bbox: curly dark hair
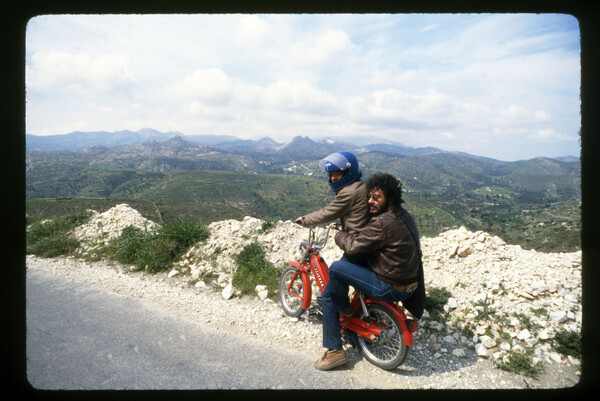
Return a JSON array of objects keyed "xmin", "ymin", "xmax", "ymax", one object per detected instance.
[{"xmin": 365, "ymin": 172, "xmax": 403, "ymax": 208}]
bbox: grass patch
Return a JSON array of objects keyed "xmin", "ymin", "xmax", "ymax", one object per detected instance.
[
  {"xmin": 232, "ymin": 241, "xmax": 279, "ymax": 296},
  {"xmin": 513, "ymin": 312, "xmax": 542, "ymax": 334},
  {"xmin": 158, "ymin": 219, "xmax": 211, "ymax": 254},
  {"xmin": 26, "ymin": 209, "xmax": 210, "ymax": 274},
  {"xmin": 424, "ymin": 287, "xmax": 452, "ymax": 319},
  {"xmin": 553, "ymin": 330, "xmax": 581, "ymax": 359},
  {"xmin": 107, "ymin": 220, "xmax": 210, "ymax": 273},
  {"xmin": 259, "ymin": 217, "xmax": 277, "ymax": 233},
  {"xmin": 496, "ymin": 350, "xmax": 544, "ymax": 379},
  {"xmin": 472, "ymin": 300, "xmax": 497, "ymax": 323},
  {"xmin": 26, "ymin": 211, "xmax": 91, "ymax": 257}
]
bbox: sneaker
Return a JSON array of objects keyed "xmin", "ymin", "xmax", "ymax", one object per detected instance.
[{"xmin": 314, "ymin": 349, "xmax": 348, "ymax": 370}]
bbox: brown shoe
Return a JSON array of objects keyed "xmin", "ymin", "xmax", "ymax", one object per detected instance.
[{"xmin": 314, "ymin": 349, "xmax": 348, "ymax": 370}]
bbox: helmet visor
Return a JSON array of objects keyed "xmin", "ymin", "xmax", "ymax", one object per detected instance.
[{"xmin": 319, "ymin": 152, "xmax": 351, "ymax": 173}]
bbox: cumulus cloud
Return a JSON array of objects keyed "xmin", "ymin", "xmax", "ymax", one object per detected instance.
[
  {"xmin": 25, "ymin": 14, "xmax": 580, "ymax": 160},
  {"xmin": 530, "ymin": 128, "xmax": 572, "ymax": 141},
  {"xmin": 263, "ymin": 80, "xmax": 339, "ymax": 114},
  {"xmin": 27, "ymin": 50, "xmax": 135, "ymax": 94},
  {"xmin": 361, "ymin": 69, "xmax": 419, "ymax": 88},
  {"xmin": 163, "ymin": 68, "xmax": 233, "ymax": 105},
  {"xmin": 346, "ymin": 88, "xmax": 458, "ymax": 129},
  {"xmin": 291, "ymin": 29, "xmax": 358, "ymax": 65},
  {"xmin": 236, "ymin": 15, "xmax": 272, "ymax": 45}
]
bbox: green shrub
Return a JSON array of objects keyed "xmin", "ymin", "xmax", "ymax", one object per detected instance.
[
  {"xmin": 136, "ymin": 237, "xmax": 178, "ymax": 273},
  {"xmin": 553, "ymin": 330, "xmax": 581, "ymax": 359},
  {"xmin": 109, "ymin": 226, "xmax": 154, "ymax": 265},
  {"xmin": 259, "ymin": 218, "xmax": 276, "ymax": 233},
  {"xmin": 232, "ymin": 242, "xmax": 279, "ymax": 296},
  {"xmin": 513, "ymin": 312, "xmax": 542, "ymax": 333},
  {"xmin": 108, "ymin": 220, "xmax": 210, "ymax": 273},
  {"xmin": 472, "ymin": 300, "xmax": 497, "ymax": 323},
  {"xmin": 496, "ymin": 351, "xmax": 543, "ymax": 378},
  {"xmin": 26, "ymin": 211, "xmax": 90, "ymax": 257},
  {"xmin": 26, "ymin": 210, "xmax": 209, "ymax": 273},
  {"xmin": 424, "ymin": 287, "xmax": 452, "ymax": 318},
  {"xmin": 158, "ymin": 219, "xmax": 210, "ymax": 253}
]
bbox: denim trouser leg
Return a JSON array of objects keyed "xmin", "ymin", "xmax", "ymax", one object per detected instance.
[{"xmin": 321, "ymin": 259, "xmax": 413, "ymax": 350}]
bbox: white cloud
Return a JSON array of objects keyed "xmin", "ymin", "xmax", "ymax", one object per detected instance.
[
  {"xmin": 236, "ymin": 15, "xmax": 272, "ymax": 45},
  {"xmin": 530, "ymin": 128, "xmax": 572, "ymax": 141},
  {"xmin": 361, "ymin": 69, "xmax": 419, "ymax": 88},
  {"xmin": 163, "ymin": 68, "xmax": 233, "ymax": 105},
  {"xmin": 346, "ymin": 88, "xmax": 458, "ymax": 129},
  {"xmin": 27, "ymin": 50, "xmax": 134, "ymax": 94},
  {"xmin": 262, "ymin": 80, "xmax": 338, "ymax": 114},
  {"xmin": 25, "ymin": 14, "xmax": 581, "ymax": 160},
  {"xmin": 291, "ymin": 29, "xmax": 358, "ymax": 65}
]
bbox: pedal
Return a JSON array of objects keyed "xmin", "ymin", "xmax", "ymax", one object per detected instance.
[
  {"xmin": 308, "ymin": 305, "xmax": 322, "ymax": 316},
  {"xmin": 316, "ymin": 291, "xmax": 322, "ymax": 306}
]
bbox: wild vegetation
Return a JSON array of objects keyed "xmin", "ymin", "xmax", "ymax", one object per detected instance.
[{"xmin": 26, "ymin": 135, "xmax": 581, "ymax": 253}]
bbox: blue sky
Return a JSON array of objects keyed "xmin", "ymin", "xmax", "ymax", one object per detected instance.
[{"xmin": 25, "ymin": 14, "xmax": 581, "ymax": 161}]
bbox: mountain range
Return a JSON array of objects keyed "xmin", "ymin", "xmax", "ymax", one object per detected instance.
[
  {"xmin": 25, "ymin": 129, "xmax": 581, "ymax": 252},
  {"xmin": 23, "ymin": 128, "xmax": 489, "ymax": 159}
]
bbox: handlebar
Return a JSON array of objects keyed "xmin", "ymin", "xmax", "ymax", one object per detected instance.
[{"xmin": 302, "ymin": 222, "xmax": 340, "ymax": 254}]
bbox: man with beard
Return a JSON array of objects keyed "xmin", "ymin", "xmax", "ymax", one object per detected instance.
[{"xmin": 313, "ymin": 172, "xmax": 425, "ymax": 371}]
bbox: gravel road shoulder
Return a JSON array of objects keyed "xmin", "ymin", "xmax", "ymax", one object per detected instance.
[{"xmin": 26, "ymin": 255, "xmax": 581, "ymax": 390}]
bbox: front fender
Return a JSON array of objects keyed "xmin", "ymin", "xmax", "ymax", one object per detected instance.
[{"xmin": 289, "ymin": 262, "xmax": 312, "ymax": 310}]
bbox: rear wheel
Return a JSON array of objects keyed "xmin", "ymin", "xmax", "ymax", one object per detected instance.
[
  {"xmin": 356, "ymin": 303, "xmax": 408, "ymax": 370},
  {"xmin": 279, "ymin": 266, "xmax": 308, "ymax": 318}
]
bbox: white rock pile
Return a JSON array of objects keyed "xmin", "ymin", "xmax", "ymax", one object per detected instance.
[
  {"xmin": 68, "ymin": 204, "xmax": 582, "ymax": 368},
  {"xmin": 71, "ymin": 204, "xmax": 158, "ymax": 256},
  {"xmin": 419, "ymin": 227, "xmax": 581, "ymax": 366}
]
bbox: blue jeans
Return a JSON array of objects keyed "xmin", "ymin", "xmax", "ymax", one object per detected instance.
[{"xmin": 322, "ymin": 257, "xmax": 413, "ymax": 350}]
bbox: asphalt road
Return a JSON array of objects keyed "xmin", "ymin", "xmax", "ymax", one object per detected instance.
[{"xmin": 25, "ymin": 269, "xmax": 361, "ymax": 390}]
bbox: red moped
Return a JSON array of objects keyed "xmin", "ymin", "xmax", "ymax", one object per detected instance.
[{"xmin": 279, "ymin": 223, "xmax": 418, "ymax": 370}]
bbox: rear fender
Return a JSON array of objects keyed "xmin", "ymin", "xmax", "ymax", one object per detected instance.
[{"xmin": 365, "ymin": 298, "xmax": 414, "ymax": 347}]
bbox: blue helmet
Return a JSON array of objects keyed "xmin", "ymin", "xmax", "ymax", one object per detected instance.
[{"xmin": 318, "ymin": 151, "xmax": 361, "ymax": 191}]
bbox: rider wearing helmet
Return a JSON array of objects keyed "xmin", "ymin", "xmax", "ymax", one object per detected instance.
[{"xmin": 294, "ymin": 151, "xmax": 369, "ymax": 235}]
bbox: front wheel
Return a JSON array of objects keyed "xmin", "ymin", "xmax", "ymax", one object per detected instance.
[
  {"xmin": 356, "ymin": 303, "xmax": 409, "ymax": 370},
  {"xmin": 279, "ymin": 265, "xmax": 308, "ymax": 318}
]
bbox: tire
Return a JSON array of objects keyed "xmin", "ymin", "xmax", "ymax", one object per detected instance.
[
  {"xmin": 279, "ymin": 265, "xmax": 307, "ymax": 318},
  {"xmin": 356, "ymin": 303, "xmax": 409, "ymax": 370}
]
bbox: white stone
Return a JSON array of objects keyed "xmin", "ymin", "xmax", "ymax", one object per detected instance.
[
  {"xmin": 480, "ymin": 335, "xmax": 496, "ymax": 349},
  {"xmin": 475, "ymin": 343, "xmax": 489, "ymax": 357},
  {"xmin": 443, "ymin": 335, "xmax": 457, "ymax": 344},
  {"xmin": 452, "ymin": 348, "xmax": 466, "ymax": 357},
  {"xmin": 548, "ymin": 352, "xmax": 562, "ymax": 363},
  {"xmin": 550, "ymin": 311, "xmax": 568, "ymax": 323},
  {"xmin": 447, "ymin": 297, "xmax": 458, "ymax": 310},
  {"xmin": 222, "ymin": 283, "xmax": 235, "ymax": 300}
]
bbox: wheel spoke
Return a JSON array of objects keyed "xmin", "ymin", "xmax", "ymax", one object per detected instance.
[{"xmin": 357, "ymin": 304, "xmax": 409, "ymax": 370}]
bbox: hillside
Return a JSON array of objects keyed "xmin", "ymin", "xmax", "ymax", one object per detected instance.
[
  {"xmin": 25, "ymin": 131, "xmax": 581, "ymax": 252},
  {"xmin": 28, "ymin": 203, "xmax": 581, "ymax": 386}
]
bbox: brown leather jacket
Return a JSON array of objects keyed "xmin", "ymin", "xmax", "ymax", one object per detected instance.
[
  {"xmin": 300, "ymin": 180, "xmax": 369, "ymax": 234},
  {"xmin": 334, "ymin": 205, "xmax": 421, "ymax": 286}
]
